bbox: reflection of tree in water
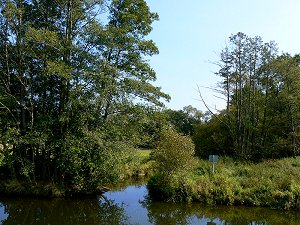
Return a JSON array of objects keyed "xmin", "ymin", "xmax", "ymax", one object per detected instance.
[
  {"xmin": 142, "ymin": 198, "xmax": 300, "ymax": 225},
  {"xmin": 0, "ymin": 196, "xmax": 130, "ymax": 225},
  {"xmin": 2, "ymin": 190, "xmax": 300, "ymax": 225},
  {"xmin": 143, "ymin": 201, "xmax": 193, "ymax": 225},
  {"xmin": 199, "ymin": 206, "xmax": 300, "ymax": 225}
]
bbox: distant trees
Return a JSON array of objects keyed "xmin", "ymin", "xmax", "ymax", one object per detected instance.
[
  {"xmin": 0, "ymin": 0, "xmax": 169, "ymax": 187},
  {"xmin": 268, "ymin": 54, "xmax": 300, "ymax": 157},
  {"xmin": 164, "ymin": 105, "xmax": 203, "ymax": 135},
  {"xmin": 194, "ymin": 33, "xmax": 300, "ymax": 160},
  {"xmin": 142, "ymin": 33, "xmax": 300, "ymax": 162}
]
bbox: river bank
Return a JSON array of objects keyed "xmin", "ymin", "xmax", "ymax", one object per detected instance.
[
  {"xmin": 1, "ymin": 181, "xmax": 300, "ymax": 225},
  {"xmin": 3, "ymin": 150, "xmax": 300, "ymax": 211},
  {"xmin": 148, "ymin": 156, "xmax": 300, "ymax": 210},
  {"xmin": 0, "ymin": 150, "xmax": 154, "ymax": 198}
]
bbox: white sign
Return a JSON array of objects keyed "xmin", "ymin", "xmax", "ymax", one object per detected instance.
[
  {"xmin": 209, "ymin": 155, "xmax": 219, "ymax": 163},
  {"xmin": 209, "ymin": 155, "xmax": 219, "ymax": 174}
]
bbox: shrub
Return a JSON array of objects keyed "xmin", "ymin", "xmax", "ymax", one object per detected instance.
[
  {"xmin": 148, "ymin": 127, "xmax": 196, "ymax": 202},
  {"xmin": 152, "ymin": 127, "xmax": 196, "ymax": 176}
]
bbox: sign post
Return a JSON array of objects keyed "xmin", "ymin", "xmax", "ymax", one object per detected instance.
[{"xmin": 209, "ymin": 155, "xmax": 219, "ymax": 174}]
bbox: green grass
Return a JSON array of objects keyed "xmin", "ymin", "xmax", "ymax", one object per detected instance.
[
  {"xmin": 119, "ymin": 149, "xmax": 154, "ymax": 179},
  {"xmin": 148, "ymin": 157, "xmax": 300, "ymax": 210},
  {"xmin": 137, "ymin": 149, "xmax": 152, "ymax": 159}
]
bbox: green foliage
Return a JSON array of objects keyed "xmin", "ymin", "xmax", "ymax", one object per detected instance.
[
  {"xmin": 148, "ymin": 172, "xmax": 195, "ymax": 202},
  {"xmin": 193, "ymin": 33, "xmax": 300, "ymax": 160},
  {"xmin": 153, "ymin": 128, "xmax": 196, "ymax": 176},
  {"xmin": 59, "ymin": 131, "xmax": 130, "ymax": 189},
  {"xmin": 0, "ymin": 0, "xmax": 169, "ymax": 190},
  {"xmin": 148, "ymin": 128, "xmax": 196, "ymax": 202},
  {"xmin": 193, "ymin": 113, "xmax": 233, "ymax": 158},
  {"xmin": 149, "ymin": 156, "xmax": 300, "ymax": 209},
  {"xmin": 135, "ymin": 109, "xmax": 169, "ymax": 149},
  {"xmin": 164, "ymin": 105, "xmax": 203, "ymax": 135}
]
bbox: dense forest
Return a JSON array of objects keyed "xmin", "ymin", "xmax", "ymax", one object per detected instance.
[
  {"xmin": 1, "ymin": 0, "xmax": 300, "ymax": 195},
  {"xmin": 0, "ymin": 0, "xmax": 170, "ymax": 190}
]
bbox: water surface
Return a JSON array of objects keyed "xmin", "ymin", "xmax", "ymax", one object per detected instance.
[{"xmin": 0, "ymin": 181, "xmax": 300, "ymax": 225}]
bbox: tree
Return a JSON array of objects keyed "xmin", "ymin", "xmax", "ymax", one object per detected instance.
[
  {"xmin": 164, "ymin": 105, "xmax": 203, "ymax": 135},
  {"xmin": 193, "ymin": 111, "xmax": 233, "ymax": 158},
  {"xmin": 148, "ymin": 127, "xmax": 196, "ymax": 202},
  {"xmin": 267, "ymin": 54, "xmax": 300, "ymax": 157},
  {"xmin": 82, "ymin": 0, "xmax": 169, "ymax": 120},
  {"xmin": 216, "ymin": 32, "xmax": 278, "ymax": 159},
  {"xmin": 0, "ymin": 0, "xmax": 169, "ymax": 188},
  {"xmin": 207, "ymin": 32, "xmax": 300, "ymax": 160}
]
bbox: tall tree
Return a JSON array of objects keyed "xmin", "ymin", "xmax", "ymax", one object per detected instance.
[
  {"xmin": 0, "ymin": 0, "xmax": 169, "ymax": 188},
  {"xmin": 216, "ymin": 32, "xmax": 278, "ymax": 159}
]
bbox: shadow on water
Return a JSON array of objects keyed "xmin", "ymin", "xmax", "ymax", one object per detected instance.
[{"xmin": 0, "ymin": 181, "xmax": 300, "ymax": 225}]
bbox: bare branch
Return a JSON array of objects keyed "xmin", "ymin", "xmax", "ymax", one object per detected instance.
[
  {"xmin": 196, "ymin": 85, "xmax": 233, "ymax": 135},
  {"xmin": 0, "ymin": 101, "xmax": 18, "ymax": 123}
]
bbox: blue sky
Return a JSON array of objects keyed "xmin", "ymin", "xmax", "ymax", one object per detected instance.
[{"xmin": 146, "ymin": 0, "xmax": 300, "ymax": 111}]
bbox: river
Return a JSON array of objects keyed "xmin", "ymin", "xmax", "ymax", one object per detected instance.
[{"xmin": 0, "ymin": 180, "xmax": 300, "ymax": 225}]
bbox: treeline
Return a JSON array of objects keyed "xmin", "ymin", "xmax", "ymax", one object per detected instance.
[
  {"xmin": 0, "ymin": 0, "xmax": 169, "ymax": 189},
  {"xmin": 167, "ymin": 33, "xmax": 300, "ymax": 161},
  {"xmin": 1, "ymin": 0, "xmax": 299, "ymax": 192},
  {"xmin": 148, "ymin": 34, "xmax": 300, "ymax": 206}
]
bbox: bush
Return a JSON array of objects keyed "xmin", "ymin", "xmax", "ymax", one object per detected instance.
[
  {"xmin": 148, "ymin": 128, "xmax": 196, "ymax": 202},
  {"xmin": 152, "ymin": 127, "xmax": 196, "ymax": 176}
]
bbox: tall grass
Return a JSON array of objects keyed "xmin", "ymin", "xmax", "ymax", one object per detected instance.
[{"xmin": 149, "ymin": 157, "xmax": 300, "ymax": 210}]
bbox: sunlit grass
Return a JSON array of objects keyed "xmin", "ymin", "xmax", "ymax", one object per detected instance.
[
  {"xmin": 137, "ymin": 149, "xmax": 152, "ymax": 160},
  {"xmin": 148, "ymin": 156, "xmax": 300, "ymax": 209}
]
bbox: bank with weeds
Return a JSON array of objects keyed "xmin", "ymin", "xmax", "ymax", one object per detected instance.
[
  {"xmin": 148, "ymin": 157, "xmax": 300, "ymax": 210},
  {"xmin": 147, "ymin": 128, "xmax": 300, "ymax": 210}
]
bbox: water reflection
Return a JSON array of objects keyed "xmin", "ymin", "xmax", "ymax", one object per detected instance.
[
  {"xmin": 0, "ymin": 182, "xmax": 300, "ymax": 225},
  {"xmin": 145, "ymin": 201, "xmax": 300, "ymax": 225},
  {"xmin": 0, "ymin": 196, "xmax": 129, "ymax": 225}
]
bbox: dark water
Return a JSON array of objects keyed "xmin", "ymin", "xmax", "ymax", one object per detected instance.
[{"xmin": 1, "ymin": 181, "xmax": 300, "ymax": 225}]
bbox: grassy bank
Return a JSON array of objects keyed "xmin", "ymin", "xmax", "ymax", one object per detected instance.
[
  {"xmin": 120, "ymin": 149, "xmax": 154, "ymax": 178},
  {"xmin": 148, "ymin": 157, "xmax": 300, "ymax": 210}
]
